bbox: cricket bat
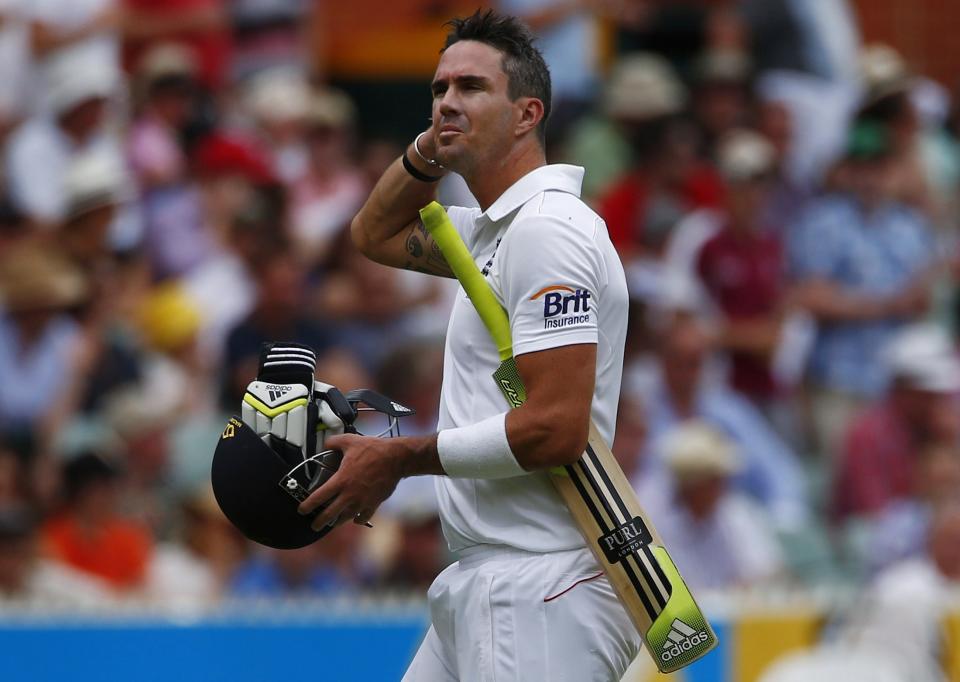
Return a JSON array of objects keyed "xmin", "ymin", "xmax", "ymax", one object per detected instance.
[{"xmin": 420, "ymin": 201, "xmax": 718, "ymax": 673}]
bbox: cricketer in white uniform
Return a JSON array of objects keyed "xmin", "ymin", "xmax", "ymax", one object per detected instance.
[
  {"xmin": 402, "ymin": 163, "xmax": 637, "ymax": 680},
  {"xmin": 299, "ymin": 10, "xmax": 641, "ymax": 681}
]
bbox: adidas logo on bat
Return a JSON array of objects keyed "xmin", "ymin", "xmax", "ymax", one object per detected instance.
[{"xmin": 660, "ymin": 619, "xmax": 710, "ymax": 663}]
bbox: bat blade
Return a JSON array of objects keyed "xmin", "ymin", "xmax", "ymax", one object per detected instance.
[
  {"xmin": 420, "ymin": 201, "xmax": 718, "ymax": 672},
  {"xmin": 556, "ymin": 423, "xmax": 717, "ymax": 672}
]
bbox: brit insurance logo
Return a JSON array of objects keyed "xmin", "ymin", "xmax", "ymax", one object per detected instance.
[{"xmin": 530, "ymin": 285, "xmax": 592, "ymax": 330}]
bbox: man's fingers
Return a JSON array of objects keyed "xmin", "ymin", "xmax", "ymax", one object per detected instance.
[
  {"xmin": 324, "ymin": 432, "xmax": 355, "ymax": 452},
  {"xmin": 298, "ymin": 474, "xmax": 342, "ymax": 515},
  {"xmin": 311, "ymin": 496, "xmax": 352, "ymax": 531}
]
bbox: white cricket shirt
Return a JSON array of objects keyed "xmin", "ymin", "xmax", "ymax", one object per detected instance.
[{"xmin": 436, "ymin": 164, "xmax": 629, "ymax": 553}]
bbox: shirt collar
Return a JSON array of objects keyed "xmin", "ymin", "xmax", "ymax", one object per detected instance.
[{"xmin": 482, "ymin": 164, "xmax": 585, "ymax": 222}]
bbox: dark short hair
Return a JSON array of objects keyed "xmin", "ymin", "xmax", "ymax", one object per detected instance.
[{"xmin": 443, "ymin": 9, "xmax": 552, "ymax": 141}]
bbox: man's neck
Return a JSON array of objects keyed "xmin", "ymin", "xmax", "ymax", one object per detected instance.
[{"xmin": 463, "ymin": 142, "xmax": 546, "ymax": 211}]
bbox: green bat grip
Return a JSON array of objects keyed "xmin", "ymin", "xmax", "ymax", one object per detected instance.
[{"xmin": 419, "ymin": 202, "xmax": 514, "ymax": 362}]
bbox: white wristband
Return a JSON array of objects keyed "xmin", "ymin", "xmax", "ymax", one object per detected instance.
[{"xmin": 437, "ymin": 412, "xmax": 526, "ymax": 479}]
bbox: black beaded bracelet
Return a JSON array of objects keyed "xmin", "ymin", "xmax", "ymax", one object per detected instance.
[{"xmin": 402, "ymin": 151, "xmax": 443, "ymax": 183}]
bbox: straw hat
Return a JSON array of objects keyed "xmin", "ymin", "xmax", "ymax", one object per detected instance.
[
  {"xmin": 244, "ymin": 69, "xmax": 311, "ymax": 124},
  {"xmin": 661, "ymin": 421, "xmax": 742, "ymax": 480},
  {"xmin": 307, "ymin": 87, "xmax": 356, "ymax": 129},
  {"xmin": 605, "ymin": 53, "xmax": 686, "ymax": 121},
  {"xmin": 0, "ymin": 244, "xmax": 89, "ymax": 313},
  {"xmin": 717, "ymin": 129, "xmax": 776, "ymax": 182}
]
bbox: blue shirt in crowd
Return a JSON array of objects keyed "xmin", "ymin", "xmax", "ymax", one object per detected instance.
[{"xmin": 788, "ymin": 195, "xmax": 935, "ymax": 397}]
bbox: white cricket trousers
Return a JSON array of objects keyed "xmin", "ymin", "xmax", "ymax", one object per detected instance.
[{"xmin": 402, "ymin": 545, "xmax": 641, "ymax": 682}]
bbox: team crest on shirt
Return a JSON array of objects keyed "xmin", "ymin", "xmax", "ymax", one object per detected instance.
[{"xmin": 530, "ymin": 285, "xmax": 592, "ymax": 330}]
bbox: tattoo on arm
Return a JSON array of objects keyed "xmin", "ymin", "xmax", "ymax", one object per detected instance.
[{"xmin": 403, "ymin": 219, "xmax": 454, "ymax": 278}]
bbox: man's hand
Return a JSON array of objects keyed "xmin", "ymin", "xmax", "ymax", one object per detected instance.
[
  {"xmin": 298, "ymin": 433, "xmax": 405, "ymax": 530},
  {"xmin": 298, "ymin": 432, "xmax": 444, "ymax": 530}
]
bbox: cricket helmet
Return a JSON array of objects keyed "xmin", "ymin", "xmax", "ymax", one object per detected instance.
[{"xmin": 211, "ymin": 416, "xmax": 342, "ymax": 549}]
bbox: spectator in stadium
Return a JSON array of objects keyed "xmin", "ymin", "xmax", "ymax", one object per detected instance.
[
  {"xmin": 598, "ymin": 78, "xmax": 723, "ymax": 258},
  {"xmin": 41, "ymin": 451, "xmax": 153, "ymax": 593},
  {"xmin": 58, "ymin": 149, "xmax": 129, "ymax": 277},
  {"xmin": 639, "ymin": 421, "xmax": 786, "ymax": 591},
  {"xmin": 145, "ymin": 486, "xmax": 246, "ymax": 606},
  {"xmin": 566, "ymin": 52, "xmax": 688, "ymax": 202},
  {"xmin": 753, "ymin": 95, "xmax": 813, "ymax": 230},
  {"xmin": 5, "ymin": 50, "xmax": 122, "ymax": 230},
  {"xmin": 856, "ymin": 44, "xmax": 960, "ymax": 224},
  {"xmin": 860, "ymin": 443, "xmax": 960, "ymax": 576},
  {"xmin": 100, "ymin": 384, "xmax": 187, "ymax": 535},
  {"xmin": 690, "ymin": 48, "xmax": 753, "ymax": 160},
  {"xmin": 634, "ymin": 301, "xmax": 807, "ymax": 529},
  {"xmin": 789, "ymin": 122, "xmax": 937, "ymax": 457},
  {"xmin": 832, "ymin": 324, "xmax": 960, "ymax": 522},
  {"xmin": 242, "ymin": 68, "xmax": 310, "ymax": 185},
  {"xmin": 128, "ymin": 43, "xmax": 199, "ymax": 191},
  {"xmin": 0, "ymin": 504, "xmax": 111, "ymax": 605},
  {"xmin": 288, "ymin": 87, "xmax": 366, "ymax": 265},
  {"xmin": 121, "ymin": 0, "xmax": 231, "ymax": 93},
  {"xmin": 695, "ymin": 129, "xmax": 786, "ymax": 407},
  {"xmin": 0, "ymin": 244, "xmax": 90, "ymax": 440},
  {"xmin": 220, "ymin": 244, "xmax": 336, "ymax": 410}
]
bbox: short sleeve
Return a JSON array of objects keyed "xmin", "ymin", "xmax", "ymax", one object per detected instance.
[{"xmin": 498, "ymin": 215, "xmax": 604, "ymax": 356}]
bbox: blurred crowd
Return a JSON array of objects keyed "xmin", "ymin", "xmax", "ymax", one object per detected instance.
[{"xmin": 0, "ymin": 2, "xmax": 957, "ymax": 666}]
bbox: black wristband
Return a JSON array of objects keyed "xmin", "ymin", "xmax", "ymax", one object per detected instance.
[{"xmin": 402, "ymin": 151, "xmax": 443, "ymax": 182}]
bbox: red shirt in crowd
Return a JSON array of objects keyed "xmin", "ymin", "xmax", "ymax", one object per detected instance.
[
  {"xmin": 697, "ymin": 224, "xmax": 783, "ymax": 398},
  {"xmin": 42, "ymin": 515, "xmax": 153, "ymax": 590},
  {"xmin": 832, "ymin": 401, "xmax": 915, "ymax": 521},
  {"xmin": 597, "ymin": 166, "xmax": 724, "ymax": 254}
]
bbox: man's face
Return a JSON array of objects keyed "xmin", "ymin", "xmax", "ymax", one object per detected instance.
[
  {"xmin": 676, "ymin": 475, "xmax": 727, "ymax": 521},
  {"xmin": 727, "ymin": 176, "xmax": 772, "ymax": 227},
  {"xmin": 430, "ymin": 40, "xmax": 519, "ymax": 173}
]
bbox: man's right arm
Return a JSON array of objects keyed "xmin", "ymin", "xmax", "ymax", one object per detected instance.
[{"xmin": 351, "ymin": 131, "xmax": 454, "ymax": 278}]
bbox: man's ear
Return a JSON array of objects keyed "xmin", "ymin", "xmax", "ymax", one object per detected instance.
[{"xmin": 514, "ymin": 97, "xmax": 545, "ymax": 138}]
